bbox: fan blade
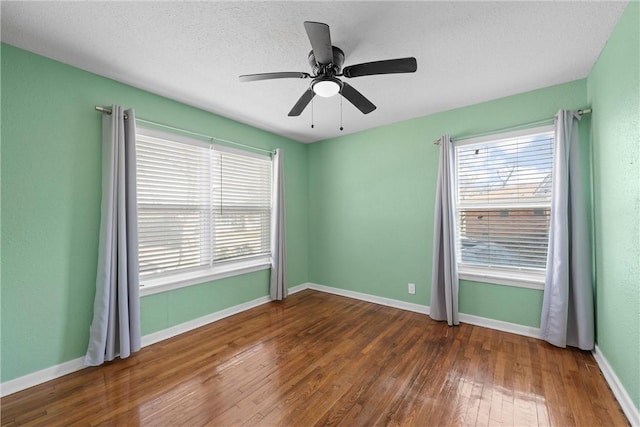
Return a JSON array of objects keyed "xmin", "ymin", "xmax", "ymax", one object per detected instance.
[
  {"xmin": 288, "ymin": 88, "xmax": 315, "ymax": 116},
  {"xmin": 343, "ymin": 57, "xmax": 417, "ymax": 78},
  {"xmin": 239, "ymin": 72, "xmax": 310, "ymax": 82},
  {"xmin": 304, "ymin": 21, "xmax": 333, "ymax": 65},
  {"xmin": 341, "ymin": 82, "xmax": 376, "ymax": 114}
]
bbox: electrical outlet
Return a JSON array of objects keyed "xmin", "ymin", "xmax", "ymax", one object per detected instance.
[{"xmin": 408, "ymin": 283, "xmax": 416, "ymax": 294}]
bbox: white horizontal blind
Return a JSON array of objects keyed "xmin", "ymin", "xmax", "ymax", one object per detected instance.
[
  {"xmin": 137, "ymin": 134, "xmax": 212, "ymax": 277},
  {"xmin": 212, "ymin": 150, "xmax": 272, "ymax": 262},
  {"xmin": 455, "ymin": 128, "xmax": 554, "ymax": 271},
  {"xmin": 136, "ymin": 130, "xmax": 272, "ymax": 280}
]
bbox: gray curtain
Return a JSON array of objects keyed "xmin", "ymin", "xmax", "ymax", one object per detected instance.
[
  {"xmin": 540, "ymin": 110, "xmax": 594, "ymax": 350},
  {"xmin": 85, "ymin": 105, "xmax": 141, "ymax": 366},
  {"xmin": 270, "ymin": 148, "xmax": 287, "ymax": 300},
  {"xmin": 430, "ymin": 135, "xmax": 459, "ymax": 326}
]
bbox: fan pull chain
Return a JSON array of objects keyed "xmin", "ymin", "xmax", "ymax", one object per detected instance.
[
  {"xmin": 311, "ymin": 98, "xmax": 314, "ymax": 129},
  {"xmin": 340, "ymin": 94, "xmax": 344, "ymax": 131}
]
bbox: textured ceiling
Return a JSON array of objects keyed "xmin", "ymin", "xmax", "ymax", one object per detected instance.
[{"xmin": 1, "ymin": 1, "xmax": 627, "ymax": 143}]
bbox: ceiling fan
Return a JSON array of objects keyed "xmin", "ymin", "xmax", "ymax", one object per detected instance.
[{"xmin": 239, "ymin": 21, "xmax": 417, "ymax": 117}]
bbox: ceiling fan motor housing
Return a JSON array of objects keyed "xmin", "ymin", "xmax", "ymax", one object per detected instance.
[{"xmin": 308, "ymin": 46, "xmax": 345, "ymax": 76}]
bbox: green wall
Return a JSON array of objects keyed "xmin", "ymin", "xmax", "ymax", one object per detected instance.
[
  {"xmin": 0, "ymin": 44, "xmax": 309, "ymax": 382},
  {"xmin": 588, "ymin": 2, "xmax": 640, "ymax": 410},
  {"xmin": 308, "ymin": 80, "xmax": 588, "ymax": 327}
]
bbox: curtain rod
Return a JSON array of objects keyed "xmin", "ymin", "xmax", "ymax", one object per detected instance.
[
  {"xmin": 95, "ymin": 106, "xmax": 275, "ymax": 155},
  {"xmin": 433, "ymin": 108, "xmax": 592, "ymax": 145}
]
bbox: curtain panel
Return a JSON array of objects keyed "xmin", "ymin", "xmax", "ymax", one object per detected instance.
[
  {"xmin": 270, "ymin": 148, "xmax": 287, "ymax": 300},
  {"xmin": 430, "ymin": 135, "xmax": 460, "ymax": 326},
  {"xmin": 85, "ymin": 105, "xmax": 141, "ymax": 366},
  {"xmin": 540, "ymin": 110, "xmax": 594, "ymax": 350}
]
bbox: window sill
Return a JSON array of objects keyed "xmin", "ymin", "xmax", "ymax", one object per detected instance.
[
  {"xmin": 458, "ymin": 266, "xmax": 545, "ymax": 290},
  {"xmin": 140, "ymin": 258, "xmax": 272, "ymax": 297}
]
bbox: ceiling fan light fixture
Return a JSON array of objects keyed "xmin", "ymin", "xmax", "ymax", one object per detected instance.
[{"xmin": 312, "ymin": 77, "xmax": 341, "ymax": 98}]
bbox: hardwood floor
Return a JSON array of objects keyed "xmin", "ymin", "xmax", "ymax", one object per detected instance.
[{"xmin": 1, "ymin": 290, "xmax": 628, "ymax": 426}]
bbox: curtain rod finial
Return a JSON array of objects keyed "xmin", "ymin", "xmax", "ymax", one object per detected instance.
[{"xmin": 95, "ymin": 105, "xmax": 112, "ymax": 115}]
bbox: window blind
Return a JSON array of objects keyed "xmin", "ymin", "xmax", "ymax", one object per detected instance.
[
  {"xmin": 455, "ymin": 128, "xmax": 554, "ymax": 271},
  {"xmin": 212, "ymin": 149, "xmax": 272, "ymax": 262},
  {"xmin": 136, "ymin": 131, "xmax": 272, "ymax": 280}
]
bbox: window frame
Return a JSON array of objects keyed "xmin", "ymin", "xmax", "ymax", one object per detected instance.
[
  {"xmin": 135, "ymin": 127, "xmax": 273, "ymax": 297},
  {"xmin": 452, "ymin": 125, "xmax": 554, "ymax": 290}
]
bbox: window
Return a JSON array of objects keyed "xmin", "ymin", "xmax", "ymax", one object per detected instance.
[
  {"xmin": 136, "ymin": 127, "xmax": 272, "ymax": 294},
  {"xmin": 454, "ymin": 125, "xmax": 554, "ymax": 288}
]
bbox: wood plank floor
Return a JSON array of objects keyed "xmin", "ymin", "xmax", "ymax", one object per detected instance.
[{"xmin": 1, "ymin": 290, "xmax": 628, "ymax": 426}]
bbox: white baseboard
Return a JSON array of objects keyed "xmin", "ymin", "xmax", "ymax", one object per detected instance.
[
  {"xmin": 141, "ymin": 283, "xmax": 310, "ymax": 348},
  {"xmin": 0, "ymin": 356, "xmax": 86, "ymax": 398},
  {"xmin": 306, "ymin": 283, "xmax": 430, "ymax": 314},
  {"xmin": 1, "ymin": 284, "xmax": 308, "ymax": 398},
  {"xmin": 593, "ymin": 346, "xmax": 640, "ymax": 426},
  {"xmin": 305, "ymin": 282, "xmax": 542, "ymax": 338},
  {"xmin": 139, "ymin": 283, "xmax": 314, "ymax": 348},
  {"xmin": 141, "ymin": 294, "xmax": 272, "ymax": 347},
  {"xmin": 287, "ymin": 283, "xmax": 309, "ymax": 295},
  {"xmin": 458, "ymin": 313, "xmax": 542, "ymax": 339}
]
